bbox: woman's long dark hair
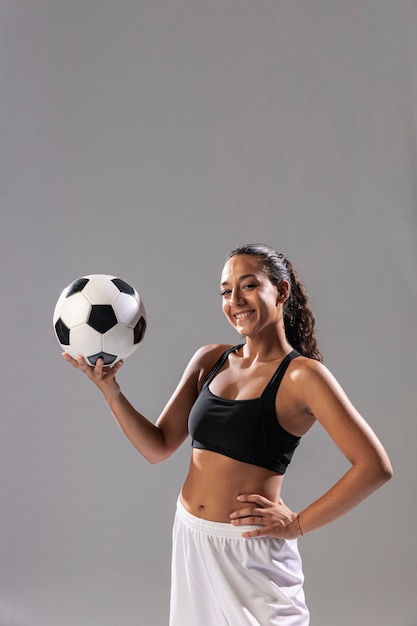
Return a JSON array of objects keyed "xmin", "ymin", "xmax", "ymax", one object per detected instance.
[{"xmin": 225, "ymin": 244, "xmax": 323, "ymax": 362}]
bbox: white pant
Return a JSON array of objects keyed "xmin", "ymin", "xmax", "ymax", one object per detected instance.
[{"xmin": 170, "ymin": 499, "xmax": 309, "ymax": 626}]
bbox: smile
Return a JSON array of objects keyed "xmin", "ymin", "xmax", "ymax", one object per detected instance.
[{"xmin": 234, "ymin": 311, "xmax": 254, "ymax": 321}]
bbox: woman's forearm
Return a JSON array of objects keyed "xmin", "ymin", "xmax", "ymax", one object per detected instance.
[
  {"xmin": 106, "ymin": 392, "xmax": 169, "ymax": 464},
  {"xmin": 295, "ymin": 459, "xmax": 392, "ymax": 536}
]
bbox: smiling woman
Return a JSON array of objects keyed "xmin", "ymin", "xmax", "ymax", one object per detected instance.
[
  {"xmin": 222, "ymin": 244, "xmax": 323, "ymax": 362},
  {"xmin": 63, "ymin": 243, "xmax": 392, "ymax": 626},
  {"xmin": 220, "ymin": 258, "xmax": 285, "ymax": 339}
]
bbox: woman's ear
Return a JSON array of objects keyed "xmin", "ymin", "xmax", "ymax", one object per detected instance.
[{"xmin": 276, "ymin": 280, "xmax": 290, "ymax": 305}]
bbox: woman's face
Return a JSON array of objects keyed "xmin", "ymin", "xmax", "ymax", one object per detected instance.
[{"xmin": 220, "ymin": 255, "xmax": 285, "ymax": 337}]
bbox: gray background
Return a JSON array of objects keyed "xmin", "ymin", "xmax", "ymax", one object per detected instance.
[{"xmin": 1, "ymin": 1, "xmax": 416, "ymax": 625}]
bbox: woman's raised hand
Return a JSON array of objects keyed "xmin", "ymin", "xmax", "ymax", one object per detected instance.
[{"xmin": 62, "ymin": 352, "xmax": 123, "ymax": 402}]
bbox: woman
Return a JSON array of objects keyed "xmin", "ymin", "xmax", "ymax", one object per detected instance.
[{"xmin": 63, "ymin": 243, "xmax": 393, "ymax": 625}]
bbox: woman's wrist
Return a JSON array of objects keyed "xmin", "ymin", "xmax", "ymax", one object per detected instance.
[
  {"xmin": 286, "ymin": 512, "xmax": 304, "ymax": 539},
  {"xmin": 104, "ymin": 386, "xmax": 122, "ymax": 407},
  {"xmin": 296, "ymin": 513, "xmax": 304, "ymax": 537}
]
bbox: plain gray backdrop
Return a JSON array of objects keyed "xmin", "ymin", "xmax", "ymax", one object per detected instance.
[{"xmin": 1, "ymin": 1, "xmax": 416, "ymax": 625}]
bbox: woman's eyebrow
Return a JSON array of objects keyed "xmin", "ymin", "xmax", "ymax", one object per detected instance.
[{"xmin": 220, "ymin": 273, "xmax": 257, "ymax": 287}]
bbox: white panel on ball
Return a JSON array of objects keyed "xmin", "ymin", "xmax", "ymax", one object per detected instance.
[
  {"xmin": 113, "ymin": 292, "xmax": 142, "ymax": 326},
  {"xmin": 70, "ymin": 325, "xmax": 103, "ymax": 357},
  {"xmin": 58, "ymin": 293, "xmax": 91, "ymax": 328},
  {"xmin": 82, "ymin": 275, "xmax": 120, "ymax": 304},
  {"xmin": 103, "ymin": 325, "xmax": 136, "ymax": 359}
]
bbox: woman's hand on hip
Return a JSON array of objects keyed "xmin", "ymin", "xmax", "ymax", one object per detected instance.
[{"xmin": 229, "ymin": 494, "xmax": 300, "ymax": 539}]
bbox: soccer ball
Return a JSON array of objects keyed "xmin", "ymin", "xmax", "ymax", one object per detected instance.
[{"xmin": 53, "ymin": 274, "xmax": 146, "ymax": 366}]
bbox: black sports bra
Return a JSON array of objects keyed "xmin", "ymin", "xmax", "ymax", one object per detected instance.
[{"xmin": 188, "ymin": 345, "xmax": 301, "ymax": 474}]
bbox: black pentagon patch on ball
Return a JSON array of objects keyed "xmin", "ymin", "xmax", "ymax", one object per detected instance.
[
  {"xmin": 87, "ymin": 352, "xmax": 118, "ymax": 366},
  {"xmin": 65, "ymin": 277, "xmax": 89, "ymax": 298},
  {"xmin": 88, "ymin": 305, "xmax": 118, "ymax": 333},
  {"xmin": 55, "ymin": 318, "xmax": 70, "ymax": 345},
  {"xmin": 133, "ymin": 316, "xmax": 147, "ymax": 344},
  {"xmin": 111, "ymin": 277, "xmax": 135, "ymax": 295}
]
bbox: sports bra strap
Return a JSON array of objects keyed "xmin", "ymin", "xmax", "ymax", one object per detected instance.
[
  {"xmin": 203, "ymin": 345, "xmax": 300, "ymax": 394},
  {"xmin": 202, "ymin": 344, "xmax": 244, "ymax": 388},
  {"xmin": 262, "ymin": 349, "xmax": 300, "ymax": 399}
]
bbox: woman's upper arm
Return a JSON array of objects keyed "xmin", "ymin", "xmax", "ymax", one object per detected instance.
[
  {"xmin": 154, "ymin": 344, "xmax": 226, "ymax": 456},
  {"xmin": 297, "ymin": 360, "xmax": 392, "ymax": 473}
]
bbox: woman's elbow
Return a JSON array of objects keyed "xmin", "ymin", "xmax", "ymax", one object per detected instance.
[
  {"xmin": 370, "ymin": 453, "xmax": 393, "ymax": 487},
  {"xmin": 379, "ymin": 457, "xmax": 394, "ymax": 483}
]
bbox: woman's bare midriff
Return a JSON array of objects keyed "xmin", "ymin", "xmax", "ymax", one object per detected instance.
[{"xmin": 180, "ymin": 448, "xmax": 285, "ymax": 523}]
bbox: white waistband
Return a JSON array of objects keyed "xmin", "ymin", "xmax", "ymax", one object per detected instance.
[{"xmin": 176, "ymin": 497, "xmax": 262, "ymax": 539}]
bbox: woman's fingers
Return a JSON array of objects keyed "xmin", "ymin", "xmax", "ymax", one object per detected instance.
[
  {"xmin": 230, "ymin": 508, "xmax": 265, "ymax": 524},
  {"xmin": 230, "ymin": 499, "xmax": 271, "ymax": 525},
  {"xmin": 92, "ymin": 357, "xmax": 104, "ymax": 377},
  {"xmin": 240, "ymin": 525, "xmax": 278, "ymax": 538},
  {"xmin": 230, "ymin": 493, "xmax": 295, "ymax": 534},
  {"xmin": 229, "ymin": 494, "xmax": 273, "ymax": 521},
  {"xmin": 237, "ymin": 494, "xmax": 272, "ymax": 507},
  {"xmin": 62, "ymin": 352, "xmax": 83, "ymax": 368},
  {"xmin": 62, "ymin": 352, "xmax": 117, "ymax": 380}
]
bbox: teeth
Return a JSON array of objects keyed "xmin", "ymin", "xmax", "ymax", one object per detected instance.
[{"xmin": 235, "ymin": 311, "xmax": 253, "ymax": 320}]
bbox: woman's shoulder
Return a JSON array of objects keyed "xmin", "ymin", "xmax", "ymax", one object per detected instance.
[
  {"xmin": 190, "ymin": 343, "xmax": 237, "ymax": 386},
  {"xmin": 193, "ymin": 342, "xmax": 237, "ymax": 366},
  {"xmin": 289, "ymin": 353, "xmax": 344, "ymax": 399},
  {"xmin": 196, "ymin": 342, "xmax": 238, "ymax": 355},
  {"xmin": 292, "ymin": 352, "xmax": 324, "ymax": 368}
]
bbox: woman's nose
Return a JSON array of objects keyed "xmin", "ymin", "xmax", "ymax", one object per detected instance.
[{"xmin": 230, "ymin": 290, "xmax": 245, "ymax": 306}]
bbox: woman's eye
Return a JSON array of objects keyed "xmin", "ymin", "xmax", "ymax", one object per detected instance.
[
  {"xmin": 220, "ymin": 290, "xmax": 231, "ymax": 297},
  {"xmin": 243, "ymin": 284, "xmax": 257, "ymax": 290}
]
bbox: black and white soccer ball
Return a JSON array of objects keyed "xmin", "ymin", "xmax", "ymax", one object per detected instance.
[{"xmin": 53, "ymin": 274, "xmax": 146, "ymax": 366}]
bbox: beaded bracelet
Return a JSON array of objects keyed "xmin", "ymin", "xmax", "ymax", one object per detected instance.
[{"xmin": 296, "ymin": 514, "xmax": 304, "ymax": 537}]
